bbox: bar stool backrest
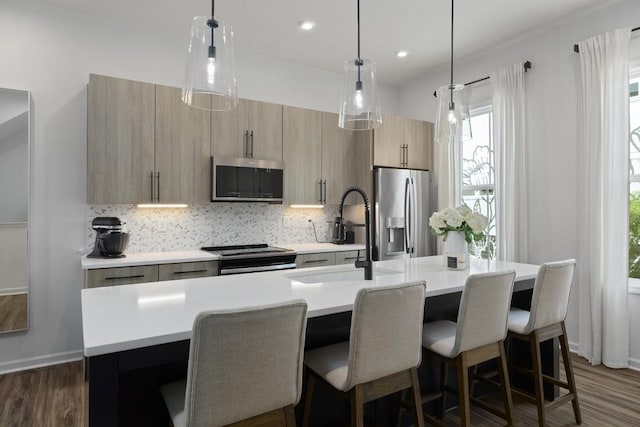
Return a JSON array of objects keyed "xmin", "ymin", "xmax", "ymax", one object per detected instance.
[
  {"xmin": 345, "ymin": 281, "xmax": 426, "ymax": 390},
  {"xmin": 526, "ymin": 259, "xmax": 576, "ymax": 333},
  {"xmin": 184, "ymin": 300, "xmax": 308, "ymax": 427},
  {"xmin": 454, "ymin": 270, "xmax": 516, "ymax": 355}
]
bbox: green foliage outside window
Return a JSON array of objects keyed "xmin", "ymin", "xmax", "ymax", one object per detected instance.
[{"xmin": 629, "ymin": 192, "xmax": 640, "ymax": 278}]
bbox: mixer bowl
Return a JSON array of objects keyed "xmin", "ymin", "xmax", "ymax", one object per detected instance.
[{"xmin": 97, "ymin": 231, "xmax": 130, "ymax": 257}]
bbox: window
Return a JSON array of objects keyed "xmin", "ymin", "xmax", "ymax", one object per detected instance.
[
  {"xmin": 629, "ymin": 73, "xmax": 640, "ymax": 280},
  {"xmin": 461, "ymin": 105, "xmax": 496, "ymax": 258}
]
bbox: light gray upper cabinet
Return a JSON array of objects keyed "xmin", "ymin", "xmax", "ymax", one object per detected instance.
[
  {"xmin": 87, "ymin": 74, "xmax": 155, "ymax": 204},
  {"xmin": 155, "ymin": 85, "xmax": 211, "ymax": 204},
  {"xmin": 373, "ymin": 114, "xmax": 433, "ymax": 170},
  {"xmin": 321, "ymin": 112, "xmax": 358, "ymax": 205},
  {"xmin": 212, "ymin": 99, "xmax": 283, "ymax": 161},
  {"xmin": 283, "ymin": 106, "xmax": 322, "ymax": 204},
  {"xmin": 88, "ymin": 76, "xmax": 210, "ymax": 204}
]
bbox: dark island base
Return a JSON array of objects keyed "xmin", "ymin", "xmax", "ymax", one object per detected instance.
[{"xmin": 87, "ymin": 280, "xmax": 557, "ymax": 426}]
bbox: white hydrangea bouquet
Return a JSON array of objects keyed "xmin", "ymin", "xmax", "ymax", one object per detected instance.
[{"xmin": 429, "ymin": 204, "xmax": 488, "ymax": 243}]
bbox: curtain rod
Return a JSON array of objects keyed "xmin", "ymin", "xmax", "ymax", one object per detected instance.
[
  {"xmin": 573, "ymin": 26, "xmax": 640, "ymax": 52},
  {"xmin": 432, "ymin": 60, "xmax": 532, "ymax": 98}
]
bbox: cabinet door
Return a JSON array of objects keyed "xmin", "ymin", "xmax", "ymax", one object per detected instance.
[
  {"xmin": 373, "ymin": 114, "xmax": 404, "ymax": 168},
  {"xmin": 247, "ymin": 100, "xmax": 283, "ymax": 160},
  {"xmin": 88, "ymin": 74, "xmax": 155, "ymax": 203},
  {"xmin": 155, "ymin": 85, "xmax": 211, "ymax": 203},
  {"xmin": 354, "ymin": 130, "xmax": 374, "ymax": 203},
  {"xmin": 158, "ymin": 261, "xmax": 219, "ymax": 281},
  {"xmin": 212, "ymin": 99, "xmax": 249, "ymax": 158},
  {"xmin": 321, "ymin": 112, "xmax": 358, "ymax": 205},
  {"xmin": 283, "ymin": 106, "xmax": 322, "ymax": 204},
  {"xmin": 86, "ymin": 265, "xmax": 159, "ymax": 288},
  {"xmin": 335, "ymin": 250, "xmax": 362, "ymax": 265},
  {"xmin": 296, "ymin": 252, "xmax": 336, "ymax": 268},
  {"xmin": 406, "ymin": 118, "xmax": 433, "ymax": 170}
]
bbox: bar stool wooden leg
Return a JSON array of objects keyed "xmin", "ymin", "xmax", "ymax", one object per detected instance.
[
  {"xmin": 560, "ymin": 322, "xmax": 582, "ymax": 425},
  {"xmin": 350, "ymin": 384, "xmax": 365, "ymax": 427},
  {"xmin": 456, "ymin": 356, "xmax": 471, "ymax": 427},
  {"xmin": 530, "ymin": 332, "xmax": 546, "ymax": 427},
  {"xmin": 497, "ymin": 342, "xmax": 515, "ymax": 426},
  {"xmin": 302, "ymin": 372, "xmax": 315, "ymax": 427},
  {"xmin": 439, "ymin": 360, "xmax": 448, "ymax": 418},
  {"xmin": 284, "ymin": 405, "xmax": 296, "ymax": 427},
  {"xmin": 410, "ymin": 367, "xmax": 425, "ymax": 427}
]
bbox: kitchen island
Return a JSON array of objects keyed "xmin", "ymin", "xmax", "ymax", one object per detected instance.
[{"xmin": 82, "ymin": 256, "xmax": 541, "ymax": 426}]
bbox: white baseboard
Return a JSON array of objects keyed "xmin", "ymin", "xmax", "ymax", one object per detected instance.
[
  {"xmin": 0, "ymin": 350, "xmax": 83, "ymax": 375},
  {"xmin": 568, "ymin": 340, "xmax": 640, "ymax": 372}
]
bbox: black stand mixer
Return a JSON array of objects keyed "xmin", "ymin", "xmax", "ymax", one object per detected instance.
[{"xmin": 87, "ymin": 217, "xmax": 130, "ymax": 258}]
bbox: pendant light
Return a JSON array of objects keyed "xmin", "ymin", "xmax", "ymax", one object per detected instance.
[
  {"xmin": 338, "ymin": 0, "xmax": 382, "ymax": 131},
  {"xmin": 182, "ymin": 0, "xmax": 238, "ymax": 111},
  {"xmin": 434, "ymin": 0, "xmax": 471, "ymax": 143}
]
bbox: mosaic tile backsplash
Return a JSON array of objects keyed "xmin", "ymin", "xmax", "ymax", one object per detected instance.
[{"xmin": 86, "ymin": 204, "xmax": 345, "ymax": 254}]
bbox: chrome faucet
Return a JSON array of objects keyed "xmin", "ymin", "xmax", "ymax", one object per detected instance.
[{"xmin": 338, "ymin": 187, "xmax": 372, "ymax": 280}]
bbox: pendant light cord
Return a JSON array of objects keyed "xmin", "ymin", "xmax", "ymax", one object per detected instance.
[
  {"xmin": 449, "ymin": 0, "xmax": 454, "ymax": 106},
  {"xmin": 357, "ymin": 0, "xmax": 361, "ymax": 61}
]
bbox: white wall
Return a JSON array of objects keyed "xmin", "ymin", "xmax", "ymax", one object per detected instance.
[
  {"xmin": 0, "ymin": 0, "xmax": 399, "ymax": 372},
  {"xmin": 397, "ymin": 0, "xmax": 640, "ymax": 368}
]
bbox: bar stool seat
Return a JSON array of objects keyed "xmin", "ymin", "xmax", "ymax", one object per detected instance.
[{"xmin": 303, "ymin": 281, "xmax": 427, "ymax": 427}]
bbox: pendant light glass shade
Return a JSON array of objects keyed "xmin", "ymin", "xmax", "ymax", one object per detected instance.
[
  {"xmin": 182, "ymin": 16, "xmax": 238, "ymax": 111},
  {"xmin": 434, "ymin": 84, "xmax": 472, "ymax": 143},
  {"xmin": 339, "ymin": 58, "xmax": 382, "ymax": 130},
  {"xmin": 435, "ymin": 0, "xmax": 471, "ymax": 144}
]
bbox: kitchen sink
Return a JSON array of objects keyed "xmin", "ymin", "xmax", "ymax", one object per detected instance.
[{"xmin": 285, "ymin": 266, "xmax": 401, "ymax": 283}]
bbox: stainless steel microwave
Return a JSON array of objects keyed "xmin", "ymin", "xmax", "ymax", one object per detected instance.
[{"xmin": 211, "ymin": 157, "xmax": 284, "ymax": 203}]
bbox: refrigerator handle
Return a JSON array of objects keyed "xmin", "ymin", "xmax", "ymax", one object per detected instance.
[
  {"xmin": 404, "ymin": 178, "xmax": 411, "ymax": 253},
  {"xmin": 411, "ymin": 177, "xmax": 418, "ymax": 254}
]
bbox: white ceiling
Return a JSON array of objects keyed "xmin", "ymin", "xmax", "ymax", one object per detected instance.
[{"xmin": 42, "ymin": 0, "xmax": 621, "ymax": 85}]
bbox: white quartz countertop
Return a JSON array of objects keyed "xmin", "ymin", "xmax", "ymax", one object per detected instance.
[
  {"xmin": 82, "ymin": 256, "xmax": 539, "ymax": 357},
  {"xmin": 281, "ymin": 243, "xmax": 365, "ymax": 254},
  {"xmin": 81, "ymin": 250, "xmax": 220, "ymax": 270},
  {"xmin": 80, "ymin": 244, "xmax": 365, "ymax": 269}
]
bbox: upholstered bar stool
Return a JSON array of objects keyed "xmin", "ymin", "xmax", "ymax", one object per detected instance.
[
  {"xmin": 421, "ymin": 270, "xmax": 516, "ymax": 427},
  {"xmin": 507, "ymin": 259, "xmax": 581, "ymax": 426},
  {"xmin": 160, "ymin": 300, "xmax": 308, "ymax": 427},
  {"xmin": 302, "ymin": 281, "xmax": 426, "ymax": 427}
]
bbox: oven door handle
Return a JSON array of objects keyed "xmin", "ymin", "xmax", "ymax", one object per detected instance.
[{"xmin": 219, "ymin": 263, "xmax": 297, "ymax": 275}]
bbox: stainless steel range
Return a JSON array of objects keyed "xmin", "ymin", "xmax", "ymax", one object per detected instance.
[{"xmin": 201, "ymin": 244, "xmax": 297, "ymax": 275}]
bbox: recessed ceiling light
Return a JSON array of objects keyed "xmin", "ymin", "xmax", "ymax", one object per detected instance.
[
  {"xmin": 298, "ymin": 21, "xmax": 315, "ymax": 31},
  {"xmin": 396, "ymin": 50, "xmax": 409, "ymax": 58}
]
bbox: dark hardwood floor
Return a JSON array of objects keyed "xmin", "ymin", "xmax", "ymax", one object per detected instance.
[
  {"xmin": 0, "ymin": 354, "xmax": 638, "ymax": 426},
  {"xmin": 0, "ymin": 293, "xmax": 28, "ymax": 332}
]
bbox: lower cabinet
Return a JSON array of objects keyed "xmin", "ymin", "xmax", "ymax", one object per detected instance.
[
  {"xmin": 334, "ymin": 250, "xmax": 362, "ymax": 265},
  {"xmin": 296, "ymin": 253, "xmax": 336, "ymax": 268},
  {"xmin": 85, "ymin": 261, "xmax": 219, "ymax": 288},
  {"xmin": 296, "ymin": 250, "xmax": 363, "ymax": 269}
]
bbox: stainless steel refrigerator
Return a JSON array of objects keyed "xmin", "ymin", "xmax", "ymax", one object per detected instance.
[{"xmin": 372, "ymin": 167, "xmax": 434, "ymax": 261}]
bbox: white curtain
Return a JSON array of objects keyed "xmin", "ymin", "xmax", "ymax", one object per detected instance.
[
  {"xmin": 491, "ymin": 62, "xmax": 528, "ymax": 262},
  {"xmin": 577, "ymin": 28, "xmax": 631, "ymax": 368},
  {"xmin": 434, "ymin": 140, "xmax": 461, "ymax": 254}
]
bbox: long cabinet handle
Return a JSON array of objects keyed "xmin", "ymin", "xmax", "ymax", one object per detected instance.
[
  {"xmin": 322, "ymin": 180, "xmax": 327, "ymax": 204},
  {"xmin": 105, "ymin": 274, "xmax": 146, "ymax": 281},
  {"xmin": 150, "ymin": 171, "xmax": 154, "ymax": 202},
  {"xmin": 244, "ymin": 130, "xmax": 249, "ymax": 157},
  {"xmin": 342, "ymin": 256, "xmax": 359, "ymax": 261},
  {"xmin": 250, "ymin": 130, "xmax": 254, "ymax": 158},
  {"xmin": 405, "ymin": 145, "xmax": 409, "ymax": 167},
  {"xmin": 156, "ymin": 171, "xmax": 160, "ymax": 202},
  {"xmin": 303, "ymin": 259, "xmax": 329, "ymax": 264},
  {"xmin": 318, "ymin": 180, "xmax": 323, "ymax": 203},
  {"xmin": 173, "ymin": 269, "xmax": 208, "ymax": 275}
]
